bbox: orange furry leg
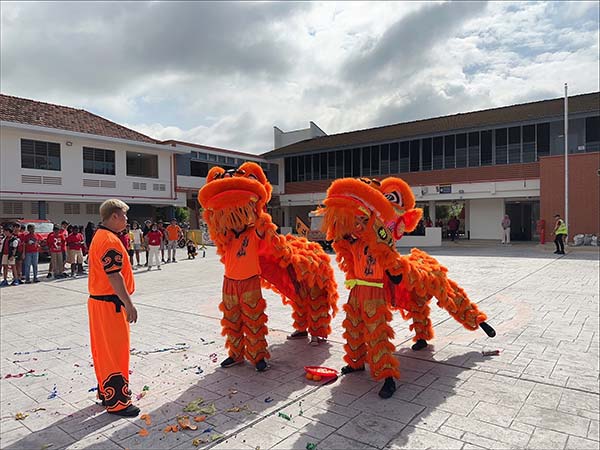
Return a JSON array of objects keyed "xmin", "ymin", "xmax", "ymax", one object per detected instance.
[
  {"xmin": 239, "ymin": 276, "xmax": 270, "ymax": 364},
  {"xmin": 307, "ymin": 291, "xmax": 332, "ymax": 338},
  {"xmin": 408, "ymin": 295, "xmax": 435, "ymax": 342},
  {"xmin": 342, "ymin": 290, "xmax": 367, "ymax": 368},
  {"xmin": 436, "ymin": 279, "xmax": 487, "ymax": 331},
  {"xmin": 360, "ymin": 288, "xmax": 399, "ymax": 381},
  {"xmin": 221, "ymin": 278, "xmax": 245, "ymax": 359}
]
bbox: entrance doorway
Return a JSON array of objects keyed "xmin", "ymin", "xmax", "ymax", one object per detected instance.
[{"xmin": 505, "ymin": 201, "xmax": 539, "ymax": 241}]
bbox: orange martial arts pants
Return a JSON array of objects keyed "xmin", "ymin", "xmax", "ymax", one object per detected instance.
[
  {"xmin": 88, "ymin": 297, "xmax": 132, "ymax": 413},
  {"xmin": 290, "ymin": 286, "xmax": 332, "ymax": 339},
  {"xmin": 220, "ymin": 276, "xmax": 270, "ymax": 364},
  {"xmin": 342, "ymin": 284, "xmax": 400, "ymax": 381}
]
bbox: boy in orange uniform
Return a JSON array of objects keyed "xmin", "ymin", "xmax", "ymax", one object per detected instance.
[
  {"xmin": 87, "ymin": 199, "xmax": 139, "ymax": 417},
  {"xmin": 165, "ymin": 218, "xmax": 182, "ymax": 263}
]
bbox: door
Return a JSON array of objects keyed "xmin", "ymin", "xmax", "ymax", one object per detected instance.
[{"xmin": 505, "ymin": 202, "xmax": 533, "ymax": 241}]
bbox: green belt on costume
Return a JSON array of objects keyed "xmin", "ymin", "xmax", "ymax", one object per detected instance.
[{"xmin": 345, "ymin": 279, "xmax": 384, "ymax": 289}]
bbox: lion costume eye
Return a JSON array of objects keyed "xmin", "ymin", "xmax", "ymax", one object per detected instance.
[{"xmin": 384, "ymin": 191, "xmax": 402, "ymax": 206}]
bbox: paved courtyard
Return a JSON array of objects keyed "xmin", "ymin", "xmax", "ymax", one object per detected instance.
[{"xmin": 1, "ymin": 243, "xmax": 598, "ymax": 450}]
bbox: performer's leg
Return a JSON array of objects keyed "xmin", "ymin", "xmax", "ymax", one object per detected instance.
[
  {"xmin": 362, "ymin": 288, "xmax": 399, "ymax": 399},
  {"xmin": 408, "ymin": 295, "xmax": 434, "ymax": 351},
  {"xmin": 307, "ymin": 286, "xmax": 332, "ymax": 340},
  {"xmin": 220, "ymin": 277, "xmax": 245, "ymax": 365},
  {"xmin": 239, "ymin": 276, "xmax": 270, "ymax": 368},
  {"xmin": 88, "ymin": 298, "xmax": 138, "ymax": 416},
  {"xmin": 342, "ymin": 287, "xmax": 367, "ymax": 373}
]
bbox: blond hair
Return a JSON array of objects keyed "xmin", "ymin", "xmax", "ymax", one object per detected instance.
[{"xmin": 99, "ymin": 199, "xmax": 129, "ymax": 222}]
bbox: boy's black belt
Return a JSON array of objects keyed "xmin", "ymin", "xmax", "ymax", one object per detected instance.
[{"xmin": 89, "ymin": 294, "xmax": 124, "ymax": 313}]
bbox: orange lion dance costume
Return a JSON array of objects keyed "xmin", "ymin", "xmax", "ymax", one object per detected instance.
[
  {"xmin": 198, "ymin": 162, "xmax": 338, "ymax": 372},
  {"xmin": 321, "ymin": 177, "xmax": 495, "ymax": 399}
]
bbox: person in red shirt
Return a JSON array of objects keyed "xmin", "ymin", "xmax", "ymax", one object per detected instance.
[
  {"xmin": 146, "ymin": 223, "xmax": 163, "ymax": 271},
  {"xmin": 23, "ymin": 224, "xmax": 42, "ymax": 283},
  {"xmin": 47, "ymin": 225, "xmax": 66, "ymax": 278},
  {"xmin": 66, "ymin": 227, "xmax": 86, "ymax": 277}
]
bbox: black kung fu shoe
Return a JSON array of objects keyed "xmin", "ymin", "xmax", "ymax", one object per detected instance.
[
  {"xmin": 108, "ymin": 404, "xmax": 140, "ymax": 417},
  {"xmin": 255, "ymin": 359, "xmax": 269, "ymax": 372},
  {"xmin": 411, "ymin": 339, "xmax": 428, "ymax": 351},
  {"xmin": 341, "ymin": 365, "xmax": 365, "ymax": 375},
  {"xmin": 378, "ymin": 377, "xmax": 397, "ymax": 399},
  {"xmin": 479, "ymin": 321, "xmax": 496, "ymax": 338}
]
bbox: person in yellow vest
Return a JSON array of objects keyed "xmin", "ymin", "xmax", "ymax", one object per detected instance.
[{"xmin": 553, "ymin": 214, "xmax": 568, "ymax": 255}]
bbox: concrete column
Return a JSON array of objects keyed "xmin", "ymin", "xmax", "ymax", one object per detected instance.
[{"xmin": 429, "ymin": 200, "xmax": 436, "ymax": 223}]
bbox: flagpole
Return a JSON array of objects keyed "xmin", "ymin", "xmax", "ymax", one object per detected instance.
[{"xmin": 564, "ymin": 83, "xmax": 569, "ymax": 241}]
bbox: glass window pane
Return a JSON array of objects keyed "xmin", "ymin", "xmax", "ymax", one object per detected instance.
[
  {"xmin": 585, "ymin": 116, "xmax": 600, "ymax": 152},
  {"xmin": 432, "ymin": 137, "xmax": 443, "ymax": 170},
  {"xmin": 409, "ymin": 140, "xmax": 420, "ymax": 172},
  {"xmin": 320, "ymin": 153, "xmax": 327, "ymax": 179},
  {"xmin": 536, "ymin": 123, "xmax": 550, "ymax": 157},
  {"xmin": 422, "ymin": 138, "xmax": 432, "ymax": 171},
  {"xmin": 290, "ymin": 156, "xmax": 298, "ymax": 182},
  {"xmin": 285, "ymin": 158, "xmax": 291, "ymax": 182},
  {"xmin": 508, "ymin": 126, "xmax": 521, "ymax": 163},
  {"xmin": 468, "ymin": 131, "xmax": 479, "ymax": 167},
  {"xmin": 389, "ymin": 143, "xmax": 399, "ymax": 173},
  {"xmin": 344, "ymin": 150, "xmax": 352, "ymax": 177},
  {"xmin": 456, "ymin": 133, "xmax": 467, "ymax": 168},
  {"xmin": 336, "ymin": 151, "xmax": 344, "ymax": 179},
  {"xmin": 362, "ymin": 147, "xmax": 371, "ymax": 176},
  {"xmin": 352, "ymin": 148, "xmax": 361, "ymax": 177},
  {"xmin": 399, "ymin": 142, "xmax": 409, "ymax": 172},
  {"xmin": 370, "ymin": 145, "xmax": 379, "ymax": 176},
  {"xmin": 444, "ymin": 135, "xmax": 455, "ymax": 169},
  {"xmin": 481, "ymin": 130, "xmax": 493, "ymax": 165},
  {"xmin": 495, "ymin": 129, "xmax": 507, "ymax": 165},
  {"xmin": 328, "ymin": 152, "xmax": 336, "ymax": 179},
  {"xmin": 380, "ymin": 144, "xmax": 390, "ymax": 174},
  {"xmin": 312, "ymin": 154, "xmax": 320, "ymax": 180}
]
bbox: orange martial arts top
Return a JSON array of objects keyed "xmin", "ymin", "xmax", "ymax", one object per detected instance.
[
  {"xmin": 88, "ymin": 226, "xmax": 135, "ymax": 296},
  {"xmin": 224, "ymin": 227, "xmax": 261, "ymax": 280},
  {"xmin": 349, "ymin": 241, "xmax": 384, "ymax": 282}
]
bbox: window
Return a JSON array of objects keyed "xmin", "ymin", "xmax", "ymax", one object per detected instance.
[
  {"xmin": 352, "ymin": 148, "xmax": 361, "ymax": 177},
  {"xmin": 522, "ymin": 125, "xmax": 536, "ymax": 163},
  {"xmin": 208, "ymin": 154, "xmax": 217, "ymax": 162},
  {"xmin": 86, "ymin": 203, "xmax": 99, "ymax": 215},
  {"xmin": 344, "ymin": 150, "xmax": 352, "ymax": 177},
  {"xmin": 3, "ymin": 201, "xmax": 23, "ymax": 215},
  {"xmin": 409, "ymin": 140, "xmax": 420, "ymax": 172},
  {"xmin": 320, "ymin": 153, "xmax": 328, "ymax": 179},
  {"xmin": 389, "ymin": 143, "xmax": 399, "ymax": 173},
  {"xmin": 312, "ymin": 154, "xmax": 321, "ymax": 180},
  {"xmin": 481, "ymin": 130, "xmax": 493, "ymax": 165},
  {"xmin": 83, "ymin": 147, "xmax": 115, "ymax": 175},
  {"xmin": 285, "ymin": 157, "xmax": 291, "ymax": 182},
  {"xmin": 190, "ymin": 161, "xmax": 209, "ymax": 177},
  {"xmin": 64, "ymin": 203, "xmax": 81, "ymax": 215},
  {"xmin": 399, "ymin": 142, "xmax": 409, "ymax": 172},
  {"xmin": 336, "ymin": 150, "xmax": 344, "ymax": 179},
  {"xmin": 455, "ymin": 133, "xmax": 467, "ymax": 168},
  {"xmin": 290, "ymin": 156, "xmax": 298, "ymax": 182},
  {"xmin": 468, "ymin": 132, "xmax": 480, "ymax": 167},
  {"xmin": 328, "ymin": 152, "xmax": 336, "ymax": 179},
  {"xmin": 508, "ymin": 126, "xmax": 521, "ymax": 164},
  {"xmin": 370, "ymin": 146, "xmax": 380, "ymax": 176},
  {"xmin": 297, "ymin": 155, "xmax": 305, "ymax": 182},
  {"xmin": 380, "ymin": 144, "xmax": 390, "ymax": 174},
  {"xmin": 536, "ymin": 123, "xmax": 550, "ymax": 158},
  {"xmin": 361, "ymin": 147, "xmax": 371, "ymax": 176},
  {"xmin": 197, "ymin": 152, "xmax": 208, "ymax": 160},
  {"xmin": 421, "ymin": 138, "xmax": 432, "ymax": 171},
  {"xmin": 585, "ymin": 116, "xmax": 600, "ymax": 152},
  {"xmin": 433, "ymin": 137, "xmax": 443, "ymax": 170},
  {"xmin": 495, "ymin": 129, "xmax": 507, "ymax": 165},
  {"xmin": 444, "ymin": 135, "xmax": 455, "ymax": 169},
  {"xmin": 21, "ymin": 139, "xmax": 61, "ymax": 171},
  {"xmin": 126, "ymin": 152, "xmax": 158, "ymax": 178}
]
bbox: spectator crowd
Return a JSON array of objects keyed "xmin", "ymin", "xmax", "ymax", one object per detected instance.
[{"xmin": 1, "ymin": 218, "xmax": 198, "ymax": 287}]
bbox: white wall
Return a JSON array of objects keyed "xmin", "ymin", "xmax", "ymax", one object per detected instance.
[
  {"xmin": 0, "ymin": 125, "xmax": 185, "ymax": 206},
  {"xmin": 468, "ymin": 198, "xmax": 505, "ymax": 239}
]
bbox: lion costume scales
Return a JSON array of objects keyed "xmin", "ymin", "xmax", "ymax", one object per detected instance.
[
  {"xmin": 198, "ymin": 162, "xmax": 338, "ymax": 371},
  {"xmin": 321, "ymin": 176, "xmax": 496, "ymax": 398}
]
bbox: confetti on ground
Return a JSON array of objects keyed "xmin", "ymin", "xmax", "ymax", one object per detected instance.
[
  {"xmin": 140, "ymin": 414, "xmax": 152, "ymax": 426},
  {"xmin": 209, "ymin": 353, "xmax": 218, "ymax": 363},
  {"xmin": 306, "ymin": 443, "xmax": 317, "ymax": 450},
  {"xmin": 228, "ymin": 389, "xmax": 238, "ymax": 398},
  {"xmin": 14, "ymin": 347, "xmax": 71, "ymax": 355},
  {"xmin": 192, "ymin": 438, "xmax": 208, "ymax": 446},
  {"xmin": 13, "ymin": 358, "xmax": 37, "ymax": 363},
  {"xmin": 202, "ymin": 341, "xmax": 215, "ymax": 345},
  {"xmin": 164, "ymin": 425, "xmax": 180, "ymax": 433},
  {"xmin": 210, "ymin": 434, "xmax": 224, "ymax": 442},
  {"xmin": 26, "ymin": 373, "xmax": 47, "ymax": 378},
  {"xmin": 48, "ymin": 385, "xmax": 58, "ymax": 399},
  {"xmin": 181, "ymin": 366, "xmax": 204, "ymax": 374},
  {"xmin": 482, "ymin": 350, "xmax": 501, "ymax": 356},
  {"xmin": 278, "ymin": 412, "xmax": 291, "ymax": 421},
  {"xmin": 143, "ymin": 385, "xmax": 150, "ymax": 391},
  {"xmin": 138, "ymin": 428, "xmax": 149, "ymax": 437},
  {"xmin": 130, "ymin": 344, "xmax": 189, "ymax": 356},
  {"xmin": 183, "ymin": 398, "xmax": 205, "ymax": 413},
  {"xmin": 4, "ymin": 369, "xmax": 35, "ymax": 379},
  {"xmin": 15, "ymin": 412, "xmax": 28, "ymax": 420},
  {"xmin": 264, "ymin": 397, "xmax": 273, "ymax": 403},
  {"xmin": 88, "ymin": 387, "xmax": 98, "ymax": 392},
  {"xmin": 41, "ymin": 444, "xmax": 53, "ymax": 450},
  {"xmin": 202, "ymin": 428, "xmax": 214, "ymax": 434},
  {"xmin": 226, "ymin": 405, "xmax": 250, "ymax": 413},
  {"xmin": 177, "ymin": 415, "xmax": 198, "ymax": 430},
  {"xmin": 193, "ymin": 416, "xmax": 207, "ymax": 422}
]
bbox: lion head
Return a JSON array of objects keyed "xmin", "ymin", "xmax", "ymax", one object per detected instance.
[{"xmin": 379, "ymin": 177, "xmax": 423, "ymax": 240}]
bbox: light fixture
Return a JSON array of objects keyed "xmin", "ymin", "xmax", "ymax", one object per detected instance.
[{"xmin": 66, "ymin": 141, "xmax": 73, "ymax": 146}]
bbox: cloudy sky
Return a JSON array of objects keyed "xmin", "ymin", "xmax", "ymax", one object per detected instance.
[{"xmin": 1, "ymin": 1, "xmax": 598, "ymax": 154}]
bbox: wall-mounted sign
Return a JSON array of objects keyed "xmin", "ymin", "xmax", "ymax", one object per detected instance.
[{"xmin": 439, "ymin": 185, "xmax": 452, "ymax": 194}]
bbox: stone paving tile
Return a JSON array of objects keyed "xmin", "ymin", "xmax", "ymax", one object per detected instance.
[
  {"xmin": 0, "ymin": 245, "xmax": 598, "ymax": 450},
  {"xmin": 526, "ymin": 427, "xmax": 568, "ymax": 449}
]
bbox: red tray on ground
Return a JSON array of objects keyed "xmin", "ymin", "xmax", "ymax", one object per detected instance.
[{"xmin": 304, "ymin": 366, "xmax": 338, "ymax": 378}]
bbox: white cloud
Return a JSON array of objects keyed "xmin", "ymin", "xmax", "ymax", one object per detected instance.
[{"xmin": 1, "ymin": 1, "xmax": 598, "ymax": 154}]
